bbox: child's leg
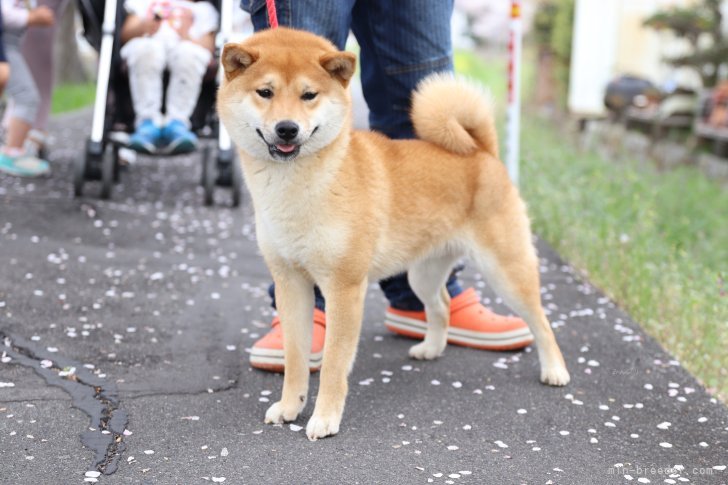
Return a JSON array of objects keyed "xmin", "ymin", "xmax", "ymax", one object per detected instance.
[
  {"xmin": 0, "ymin": 3, "xmax": 7, "ymax": 95},
  {"xmin": 3, "ymin": 43, "xmax": 40, "ymax": 151},
  {"xmin": 0, "ymin": 38, "xmax": 49, "ymax": 176},
  {"xmin": 120, "ymin": 37, "xmax": 165, "ymax": 127},
  {"xmin": 20, "ymin": 0, "xmax": 70, "ymax": 132},
  {"xmin": 0, "ymin": 62, "xmax": 8, "ymax": 94},
  {"xmin": 165, "ymin": 41, "xmax": 211, "ymax": 125}
]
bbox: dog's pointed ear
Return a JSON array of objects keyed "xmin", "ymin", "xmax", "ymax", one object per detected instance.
[
  {"xmin": 320, "ymin": 51, "xmax": 357, "ymax": 87},
  {"xmin": 222, "ymin": 43, "xmax": 258, "ymax": 81}
]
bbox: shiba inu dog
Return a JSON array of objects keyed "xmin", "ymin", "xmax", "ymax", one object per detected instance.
[{"xmin": 217, "ymin": 27, "xmax": 570, "ymax": 441}]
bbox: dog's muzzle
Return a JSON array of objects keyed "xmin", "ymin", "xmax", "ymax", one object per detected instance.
[{"xmin": 256, "ymin": 128, "xmax": 300, "ymax": 160}]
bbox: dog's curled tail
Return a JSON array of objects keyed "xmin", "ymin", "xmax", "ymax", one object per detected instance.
[{"xmin": 411, "ymin": 73, "xmax": 498, "ymax": 157}]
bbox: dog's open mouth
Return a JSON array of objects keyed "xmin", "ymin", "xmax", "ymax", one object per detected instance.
[
  {"xmin": 256, "ymin": 129, "xmax": 300, "ymax": 160},
  {"xmin": 270, "ymin": 143, "xmax": 300, "ymax": 159}
]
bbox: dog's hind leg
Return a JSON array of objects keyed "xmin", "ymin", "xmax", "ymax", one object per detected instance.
[
  {"xmin": 469, "ymin": 216, "xmax": 570, "ymax": 386},
  {"xmin": 406, "ymin": 253, "xmax": 460, "ymax": 360},
  {"xmin": 264, "ymin": 266, "xmax": 315, "ymax": 424}
]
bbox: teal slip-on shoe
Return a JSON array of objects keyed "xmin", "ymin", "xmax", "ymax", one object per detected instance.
[
  {"xmin": 0, "ymin": 153, "xmax": 51, "ymax": 177},
  {"xmin": 129, "ymin": 119, "xmax": 162, "ymax": 154},
  {"xmin": 162, "ymin": 119, "xmax": 198, "ymax": 155}
]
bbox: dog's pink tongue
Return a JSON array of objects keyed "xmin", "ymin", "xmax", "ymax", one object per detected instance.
[{"xmin": 276, "ymin": 144, "xmax": 297, "ymax": 153}]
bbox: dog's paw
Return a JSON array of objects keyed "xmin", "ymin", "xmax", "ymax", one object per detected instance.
[
  {"xmin": 264, "ymin": 401, "xmax": 302, "ymax": 424},
  {"xmin": 540, "ymin": 365, "xmax": 571, "ymax": 386},
  {"xmin": 305, "ymin": 413, "xmax": 341, "ymax": 441},
  {"xmin": 408, "ymin": 341, "xmax": 445, "ymax": 360}
]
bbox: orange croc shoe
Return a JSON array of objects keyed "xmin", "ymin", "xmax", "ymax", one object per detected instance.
[
  {"xmin": 249, "ymin": 308, "xmax": 326, "ymax": 373},
  {"xmin": 384, "ymin": 288, "xmax": 534, "ymax": 350}
]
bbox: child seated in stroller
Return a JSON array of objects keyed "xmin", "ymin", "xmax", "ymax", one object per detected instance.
[{"xmin": 120, "ymin": 0, "xmax": 217, "ymax": 154}]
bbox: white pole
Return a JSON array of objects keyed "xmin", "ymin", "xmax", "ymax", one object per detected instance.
[
  {"xmin": 90, "ymin": 0, "xmax": 118, "ymax": 144},
  {"xmin": 506, "ymin": 0, "xmax": 522, "ymax": 186},
  {"xmin": 217, "ymin": 0, "xmax": 234, "ymax": 151}
]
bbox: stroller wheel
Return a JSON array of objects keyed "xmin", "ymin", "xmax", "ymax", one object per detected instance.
[
  {"xmin": 73, "ymin": 156, "xmax": 86, "ymax": 197},
  {"xmin": 202, "ymin": 145, "xmax": 215, "ymax": 206},
  {"xmin": 100, "ymin": 146, "xmax": 114, "ymax": 200},
  {"xmin": 112, "ymin": 146, "xmax": 121, "ymax": 183},
  {"xmin": 215, "ymin": 147, "xmax": 241, "ymax": 208},
  {"xmin": 76, "ymin": 139, "xmax": 103, "ymax": 197}
]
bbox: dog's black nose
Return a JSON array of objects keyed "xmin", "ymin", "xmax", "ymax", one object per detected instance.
[{"xmin": 275, "ymin": 121, "xmax": 299, "ymax": 141}]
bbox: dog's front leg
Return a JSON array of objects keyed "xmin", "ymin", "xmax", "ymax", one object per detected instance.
[
  {"xmin": 264, "ymin": 266, "xmax": 315, "ymax": 425},
  {"xmin": 306, "ymin": 278, "xmax": 367, "ymax": 441}
]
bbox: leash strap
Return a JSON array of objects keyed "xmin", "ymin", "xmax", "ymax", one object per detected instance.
[{"xmin": 266, "ymin": 0, "xmax": 278, "ymax": 28}]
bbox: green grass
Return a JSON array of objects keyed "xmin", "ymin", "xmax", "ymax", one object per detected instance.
[
  {"xmin": 454, "ymin": 50, "xmax": 507, "ymax": 101},
  {"xmin": 455, "ymin": 49, "xmax": 728, "ymax": 400},
  {"xmin": 51, "ymin": 82, "xmax": 96, "ymax": 115}
]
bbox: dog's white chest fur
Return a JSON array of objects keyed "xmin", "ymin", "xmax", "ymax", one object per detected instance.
[{"xmin": 252, "ymin": 166, "xmax": 350, "ymax": 269}]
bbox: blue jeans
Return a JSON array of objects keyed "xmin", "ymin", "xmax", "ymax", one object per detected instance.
[{"xmin": 243, "ymin": 0, "xmax": 463, "ymax": 311}]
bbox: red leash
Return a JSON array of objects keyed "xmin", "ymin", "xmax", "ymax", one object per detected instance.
[{"xmin": 266, "ymin": 0, "xmax": 279, "ymax": 28}]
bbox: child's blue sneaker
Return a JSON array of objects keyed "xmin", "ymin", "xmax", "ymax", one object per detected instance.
[
  {"xmin": 162, "ymin": 119, "xmax": 198, "ymax": 155},
  {"xmin": 0, "ymin": 152, "xmax": 51, "ymax": 177},
  {"xmin": 129, "ymin": 119, "xmax": 162, "ymax": 154}
]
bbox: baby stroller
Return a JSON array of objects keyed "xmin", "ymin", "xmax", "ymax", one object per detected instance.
[{"xmin": 74, "ymin": 0, "xmax": 242, "ymax": 206}]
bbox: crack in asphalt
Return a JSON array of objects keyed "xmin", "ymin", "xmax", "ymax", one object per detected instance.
[
  {"xmin": 1, "ymin": 331, "xmax": 128, "ymax": 475},
  {"xmin": 119, "ymin": 382, "xmax": 240, "ymax": 400},
  {"xmin": 0, "ymin": 398, "xmax": 72, "ymax": 403}
]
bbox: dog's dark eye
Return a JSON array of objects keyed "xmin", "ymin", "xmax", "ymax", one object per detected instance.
[
  {"xmin": 301, "ymin": 92, "xmax": 318, "ymax": 101},
  {"xmin": 256, "ymin": 88, "xmax": 273, "ymax": 99}
]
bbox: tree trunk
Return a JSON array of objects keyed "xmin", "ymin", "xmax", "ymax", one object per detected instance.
[{"xmin": 54, "ymin": 0, "xmax": 89, "ymax": 84}]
